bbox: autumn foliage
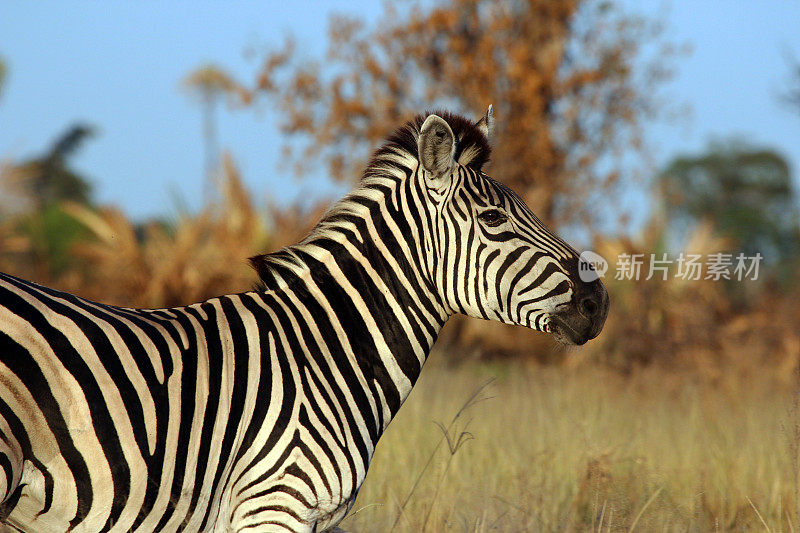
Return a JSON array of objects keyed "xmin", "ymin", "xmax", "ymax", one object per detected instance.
[{"xmin": 254, "ymin": 0, "xmax": 675, "ymax": 228}]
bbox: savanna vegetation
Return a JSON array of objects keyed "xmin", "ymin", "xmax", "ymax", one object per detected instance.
[
  {"xmin": 2, "ymin": 1, "xmax": 800, "ymax": 530},
  {"xmin": 344, "ymin": 360, "xmax": 800, "ymax": 531}
]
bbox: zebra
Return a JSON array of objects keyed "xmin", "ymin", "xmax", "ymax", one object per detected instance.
[{"xmin": 0, "ymin": 107, "xmax": 608, "ymax": 532}]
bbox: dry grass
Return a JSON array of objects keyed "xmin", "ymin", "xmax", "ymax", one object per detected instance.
[{"xmin": 343, "ymin": 356, "xmax": 799, "ymax": 532}]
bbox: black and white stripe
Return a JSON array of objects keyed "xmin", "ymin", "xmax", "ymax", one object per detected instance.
[{"xmin": 0, "ymin": 108, "xmax": 607, "ymax": 532}]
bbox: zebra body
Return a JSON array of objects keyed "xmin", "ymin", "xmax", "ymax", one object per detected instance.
[
  {"xmin": 0, "ymin": 109, "xmax": 608, "ymax": 531},
  {"xmin": 0, "ymin": 275, "xmax": 391, "ymax": 531}
]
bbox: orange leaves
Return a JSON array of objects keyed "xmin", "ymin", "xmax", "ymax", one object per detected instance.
[
  {"xmin": 257, "ymin": 38, "xmax": 295, "ymax": 93},
  {"xmin": 245, "ymin": 0, "xmax": 676, "ymax": 229},
  {"xmin": 216, "ymin": 0, "xmax": 685, "ymax": 252}
]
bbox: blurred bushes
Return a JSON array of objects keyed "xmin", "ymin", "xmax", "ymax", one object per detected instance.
[
  {"xmin": 1, "ymin": 150, "xmax": 799, "ymax": 383},
  {"xmin": 579, "ymin": 221, "xmax": 800, "ymax": 384},
  {"xmin": 61, "ymin": 154, "xmax": 268, "ymax": 307},
  {"xmin": 0, "ymin": 153, "xmax": 327, "ymax": 308}
]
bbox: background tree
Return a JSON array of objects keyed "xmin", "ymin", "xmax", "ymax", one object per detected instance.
[
  {"xmin": 253, "ymin": 0, "xmax": 677, "ymax": 229},
  {"xmin": 12, "ymin": 124, "xmax": 95, "ymax": 209},
  {"xmin": 2, "ymin": 124, "xmax": 96, "ymax": 277},
  {"xmin": 182, "ymin": 64, "xmax": 250, "ymax": 203},
  {"xmin": 245, "ymin": 0, "xmax": 680, "ymax": 360},
  {"xmin": 659, "ymin": 141, "xmax": 800, "ymax": 266}
]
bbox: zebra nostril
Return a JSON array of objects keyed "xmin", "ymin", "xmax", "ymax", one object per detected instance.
[{"xmin": 580, "ymin": 296, "xmax": 599, "ymax": 318}]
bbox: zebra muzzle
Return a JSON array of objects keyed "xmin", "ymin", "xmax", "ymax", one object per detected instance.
[{"xmin": 551, "ymin": 278, "xmax": 609, "ymax": 345}]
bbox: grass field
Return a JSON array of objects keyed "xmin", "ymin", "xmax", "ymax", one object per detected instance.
[{"xmin": 340, "ymin": 355, "xmax": 799, "ymax": 532}]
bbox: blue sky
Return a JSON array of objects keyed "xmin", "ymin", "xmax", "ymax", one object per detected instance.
[{"xmin": 1, "ymin": 1, "xmax": 799, "ymax": 223}]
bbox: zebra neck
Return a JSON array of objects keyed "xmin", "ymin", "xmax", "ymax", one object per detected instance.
[{"xmin": 255, "ymin": 222, "xmax": 449, "ymax": 431}]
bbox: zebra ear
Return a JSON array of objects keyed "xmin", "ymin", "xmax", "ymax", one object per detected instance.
[
  {"xmin": 475, "ymin": 104, "xmax": 494, "ymax": 142},
  {"xmin": 417, "ymin": 114, "xmax": 456, "ymax": 179}
]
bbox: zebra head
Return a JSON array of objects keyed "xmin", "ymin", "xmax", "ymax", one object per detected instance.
[{"xmin": 413, "ymin": 108, "xmax": 608, "ymax": 345}]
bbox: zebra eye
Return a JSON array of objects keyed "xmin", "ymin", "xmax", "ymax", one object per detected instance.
[{"xmin": 478, "ymin": 209, "xmax": 507, "ymax": 227}]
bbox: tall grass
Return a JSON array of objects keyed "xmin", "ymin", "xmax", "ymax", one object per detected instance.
[{"xmin": 343, "ymin": 356, "xmax": 799, "ymax": 531}]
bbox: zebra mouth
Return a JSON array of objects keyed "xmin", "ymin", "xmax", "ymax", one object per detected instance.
[{"xmin": 549, "ymin": 314, "xmax": 592, "ymax": 346}]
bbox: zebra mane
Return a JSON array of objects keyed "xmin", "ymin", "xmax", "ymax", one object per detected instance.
[
  {"xmin": 249, "ymin": 110, "xmax": 491, "ymax": 288},
  {"xmin": 363, "ymin": 110, "xmax": 491, "ymax": 179}
]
